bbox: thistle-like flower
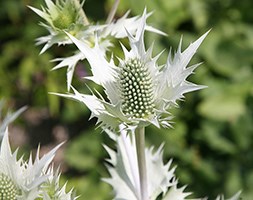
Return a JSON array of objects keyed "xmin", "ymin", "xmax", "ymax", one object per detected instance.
[
  {"xmin": 28, "ymin": 0, "xmax": 89, "ymax": 54},
  {"xmin": 0, "ymin": 128, "xmax": 62, "ymax": 199},
  {"xmin": 30, "ymin": 0, "xmax": 165, "ymax": 90},
  {"xmin": 55, "ymin": 10, "xmax": 209, "ymax": 130},
  {"xmin": 29, "ymin": 0, "xmax": 164, "ymax": 53},
  {"xmin": 0, "ymin": 103, "xmax": 77, "ymax": 199}
]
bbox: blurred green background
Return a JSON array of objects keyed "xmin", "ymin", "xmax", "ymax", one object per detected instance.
[{"xmin": 1, "ymin": 0, "xmax": 253, "ymax": 199}]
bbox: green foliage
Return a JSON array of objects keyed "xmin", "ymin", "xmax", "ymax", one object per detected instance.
[
  {"xmin": 64, "ymin": 128, "xmax": 112, "ymax": 200},
  {"xmin": 1, "ymin": 0, "xmax": 252, "ymax": 199}
]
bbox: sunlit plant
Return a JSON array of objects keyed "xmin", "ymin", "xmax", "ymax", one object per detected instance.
[
  {"xmin": 54, "ymin": 11, "xmax": 211, "ymax": 199},
  {"xmin": 0, "ymin": 0, "xmax": 242, "ymax": 199}
]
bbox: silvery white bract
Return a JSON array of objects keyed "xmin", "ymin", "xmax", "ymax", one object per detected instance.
[
  {"xmin": 29, "ymin": 1, "xmax": 165, "ymax": 91},
  {"xmin": 0, "ymin": 128, "xmax": 62, "ymax": 199},
  {"xmin": 52, "ymin": 10, "xmax": 165, "ymax": 91},
  {"xmin": 55, "ymin": 10, "xmax": 208, "ymax": 131},
  {"xmin": 0, "ymin": 100, "xmax": 26, "ymax": 140},
  {"xmin": 40, "ymin": 166, "xmax": 78, "ymax": 200},
  {"xmin": 29, "ymin": 0, "xmax": 164, "ymax": 54},
  {"xmin": 103, "ymin": 128, "xmax": 242, "ymax": 200},
  {"xmin": 103, "ymin": 128, "xmax": 183, "ymax": 200},
  {"xmin": 101, "ymin": 10, "xmax": 166, "ymax": 39},
  {"xmin": 0, "ymin": 103, "xmax": 77, "ymax": 199}
]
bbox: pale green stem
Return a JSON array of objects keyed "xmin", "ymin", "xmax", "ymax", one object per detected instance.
[
  {"xmin": 135, "ymin": 127, "xmax": 148, "ymax": 200},
  {"xmin": 106, "ymin": 0, "xmax": 120, "ymax": 24}
]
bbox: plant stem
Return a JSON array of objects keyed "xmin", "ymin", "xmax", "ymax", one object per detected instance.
[
  {"xmin": 106, "ymin": 0, "xmax": 120, "ymax": 24},
  {"xmin": 135, "ymin": 127, "xmax": 148, "ymax": 200}
]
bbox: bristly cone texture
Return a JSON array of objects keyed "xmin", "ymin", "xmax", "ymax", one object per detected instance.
[
  {"xmin": 120, "ymin": 58, "xmax": 155, "ymax": 119},
  {"xmin": 55, "ymin": 10, "xmax": 210, "ymax": 131},
  {"xmin": 0, "ymin": 173, "xmax": 18, "ymax": 200}
]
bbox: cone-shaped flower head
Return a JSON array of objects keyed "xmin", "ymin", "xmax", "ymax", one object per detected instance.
[
  {"xmin": 119, "ymin": 58, "xmax": 155, "ymax": 119},
  {"xmin": 48, "ymin": 1, "xmax": 85, "ymax": 30},
  {"xmin": 0, "ymin": 173, "xmax": 19, "ymax": 200},
  {"xmin": 30, "ymin": 0, "xmax": 164, "ymax": 53},
  {"xmin": 0, "ymin": 128, "xmax": 62, "ymax": 199},
  {"xmin": 0, "ymin": 103, "xmax": 76, "ymax": 199},
  {"xmin": 30, "ymin": 1, "xmax": 165, "ymax": 90},
  {"xmin": 29, "ymin": 0, "xmax": 89, "ymax": 53},
  {"xmin": 56, "ymin": 10, "xmax": 209, "ymax": 130},
  {"xmin": 30, "ymin": 0, "xmax": 88, "ymax": 30}
]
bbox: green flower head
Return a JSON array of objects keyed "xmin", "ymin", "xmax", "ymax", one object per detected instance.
[
  {"xmin": 0, "ymin": 173, "xmax": 19, "ymax": 200},
  {"xmin": 0, "ymin": 128, "xmax": 63, "ymax": 200},
  {"xmin": 30, "ymin": 1, "xmax": 165, "ymax": 90},
  {"xmin": 56, "ymin": 10, "xmax": 209, "ymax": 131},
  {"xmin": 30, "ymin": 0, "xmax": 87, "ymax": 31},
  {"xmin": 29, "ymin": 0, "xmax": 89, "ymax": 53},
  {"xmin": 119, "ymin": 58, "xmax": 155, "ymax": 119}
]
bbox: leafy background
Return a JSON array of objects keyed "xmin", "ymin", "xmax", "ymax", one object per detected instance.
[{"xmin": 1, "ymin": 0, "xmax": 253, "ymax": 199}]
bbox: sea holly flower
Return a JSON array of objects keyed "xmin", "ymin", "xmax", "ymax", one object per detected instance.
[
  {"xmin": 55, "ymin": 11, "xmax": 209, "ymax": 130},
  {"xmin": 30, "ymin": 0, "xmax": 165, "ymax": 90},
  {"xmin": 28, "ymin": 0, "xmax": 89, "ymax": 54},
  {"xmin": 0, "ymin": 128, "xmax": 62, "ymax": 199},
  {"xmin": 51, "ymin": 10, "xmax": 164, "ymax": 91},
  {"xmin": 29, "ymin": 0, "xmax": 164, "ymax": 53},
  {"xmin": 0, "ymin": 103, "xmax": 77, "ymax": 199}
]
